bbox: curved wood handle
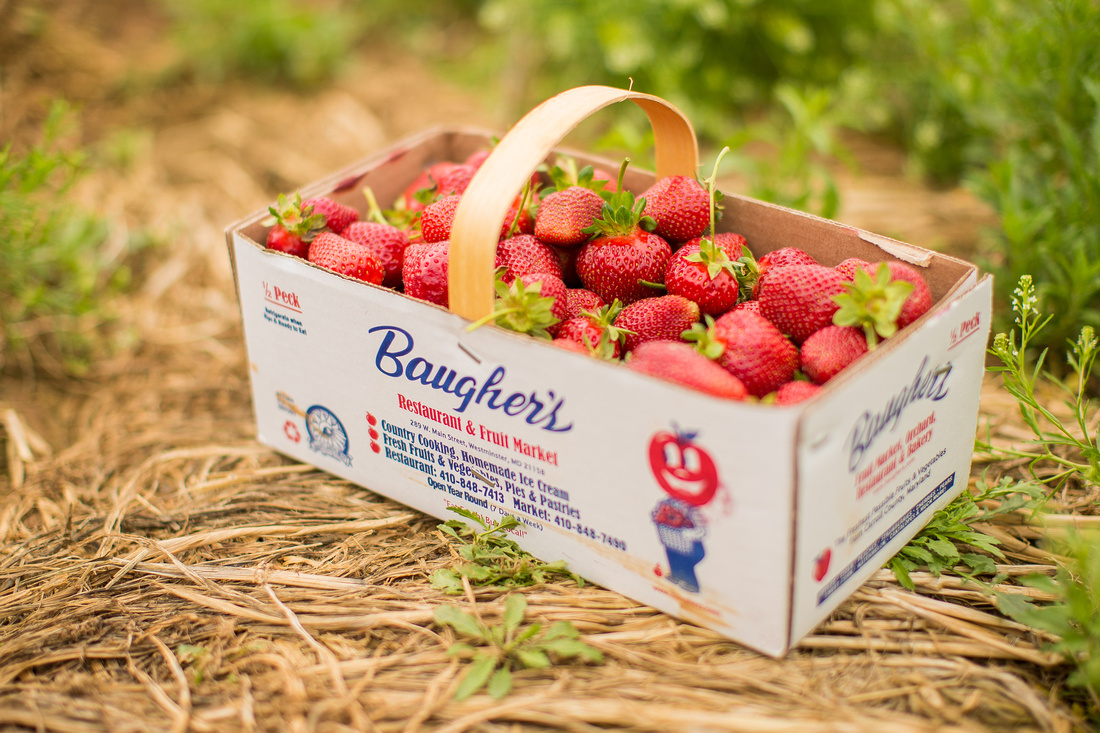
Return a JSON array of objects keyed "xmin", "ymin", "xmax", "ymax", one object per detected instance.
[{"xmin": 447, "ymin": 85, "xmax": 699, "ymax": 322}]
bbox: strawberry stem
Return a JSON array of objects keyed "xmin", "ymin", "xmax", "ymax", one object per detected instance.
[{"xmin": 362, "ymin": 186, "xmax": 388, "ymax": 226}]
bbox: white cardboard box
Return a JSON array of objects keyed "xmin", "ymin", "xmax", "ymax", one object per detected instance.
[{"xmin": 226, "ymin": 124, "xmax": 992, "ymax": 657}]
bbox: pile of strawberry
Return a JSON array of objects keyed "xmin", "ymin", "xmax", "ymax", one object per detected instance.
[{"xmin": 263, "ymin": 147, "xmax": 931, "ymax": 406}]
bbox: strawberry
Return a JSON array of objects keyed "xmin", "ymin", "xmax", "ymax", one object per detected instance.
[
  {"xmin": 307, "ymin": 231, "xmax": 384, "ymax": 285},
  {"xmin": 775, "ymin": 380, "xmax": 821, "ymax": 405},
  {"xmin": 341, "ymin": 221, "xmax": 409, "ymax": 289},
  {"xmin": 886, "ymin": 261, "xmax": 933, "ymax": 328},
  {"xmin": 535, "ymin": 186, "xmax": 604, "ymax": 247},
  {"xmin": 641, "ymin": 175, "xmax": 711, "ymax": 244},
  {"xmin": 801, "ymin": 325, "xmax": 869, "ymax": 384},
  {"xmin": 616, "ymin": 295, "xmax": 700, "ymax": 353},
  {"xmin": 835, "ymin": 257, "xmax": 876, "ymax": 281},
  {"xmin": 500, "ymin": 190, "xmax": 537, "ymax": 239},
  {"xmin": 420, "ymin": 195, "xmax": 462, "ymax": 243},
  {"xmin": 464, "ymin": 149, "xmax": 491, "ymax": 169},
  {"xmin": 665, "ymin": 233, "xmax": 751, "ymax": 316},
  {"xmin": 553, "ymin": 300, "xmax": 629, "ymax": 360},
  {"xmin": 575, "ymin": 159, "xmax": 671, "ymax": 305},
  {"xmin": 626, "ymin": 341, "xmax": 748, "ymax": 400},
  {"xmin": 397, "ymin": 161, "xmax": 459, "ymax": 212},
  {"xmin": 686, "ymin": 309, "xmax": 799, "ymax": 398},
  {"xmin": 831, "ymin": 261, "xmax": 916, "ymax": 347},
  {"xmin": 757, "ymin": 247, "xmax": 817, "ymax": 276},
  {"xmin": 302, "ymin": 196, "xmax": 359, "ymax": 234},
  {"xmin": 495, "ymin": 234, "xmax": 564, "ymax": 284},
  {"xmin": 535, "ymin": 162, "xmax": 614, "ymax": 247},
  {"xmin": 435, "ymin": 163, "xmax": 477, "ymax": 197},
  {"xmin": 561, "ymin": 288, "xmax": 605, "ymax": 321},
  {"xmin": 468, "ymin": 272, "xmax": 567, "ymax": 340},
  {"xmin": 755, "ymin": 264, "xmax": 848, "ymax": 343},
  {"xmin": 402, "ymin": 240, "xmax": 450, "ymax": 307},
  {"xmin": 265, "ymin": 192, "xmax": 325, "ymax": 258}
]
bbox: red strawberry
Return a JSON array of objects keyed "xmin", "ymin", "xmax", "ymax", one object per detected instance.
[
  {"xmin": 500, "ymin": 192, "xmax": 537, "ymax": 239},
  {"xmin": 265, "ymin": 192, "xmax": 325, "ymax": 258},
  {"xmin": 755, "ymin": 264, "xmax": 848, "ymax": 343},
  {"xmin": 801, "ymin": 325, "xmax": 869, "ymax": 384},
  {"xmin": 687, "ymin": 309, "xmax": 799, "ymax": 398},
  {"xmin": 519, "ymin": 273, "xmax": 569, "ymax": 331},
  {"xmin": 575, "ymin": 161, "xmax": 670, "ymax": 305},
  {"xmin": 307, "ymin": 231, "xmax": 384, "ymax": 285},
  {"xmin": 641, "ymin": 175, "xmax": 710, "ymax": 243},
  {"xmin": 341, "ymin": 221, "xmax": 409, "ymax": 289},
  {"xmin": 303, "ymin": 196, "xmax": 359, "ymax": 234},
  {"xmin": 464, "ymin": 149, "xmax": 491, "ymax": 168},
  {"xmin": 535, "ymin": 186, "xmax": 604, "ymax": 247},
  {"xmin": 626, "ymin": 341, "xmax": 748, "ymax": 400},
  {"xmin": 435, "ymin": 163, "xmax": 477, "ymax": 197},
  {"xmin": 775, "ymin": 381, "xmax": 821, "ymax": 405},
  {"xmin": 397, "ymin": 161, "xmax": 459, "ymax": 211},
  {"xmin": 553, "ymin": 301, "xmax": 628, "ymax": 360},
  {"xmin": 495, "ymin": 234, "xmax": 564, "ymax": 284},
  {"xmin": 561, "ymin": 288, "xmax": 605, "ymax": 321},
  {"xmin": 616, "ymin": 295, "xmax": 700, "ymax": 353},
  {"xmin": 757, "ymin": 247, "xmax": 817, "ymax": 276},
  {"xmin": 887, "ymin": 261, "xmax": 932, "ymax": 328},
  {"xmin": 420, "ymin": 195, "xmax": 461, "ymax": 243},
  {"xmin": 835, "ymin": 257, "xmax": 876, "ymax": 281},
  {"xmin": 665, "ymin": 233, "xmax": 750, "ymax": 316},
  {"xmin": 469, "ymin": 272, "xmax": 567, "ymax": 340},
  {"xmin": 402, "ymin": 240, "xmax": 449, "ymax": 307},
  {"xmin": 832, "ymin": 261, "xmax": 930, "ymax": 346}
]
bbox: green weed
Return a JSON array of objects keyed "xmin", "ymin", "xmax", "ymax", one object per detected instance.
[
  {"xmin": 994, "ymin": 531, "xmax": 1100, "ymax": 709},
  {"xmin": 430, "ymin": 506, "xmax": 583, "ymax": 594},
  {"xmin": 434, "ymin": 593, "xmax": 602, "ymax": 700},
  {"xmin": 889, "ymin": 475, "xmax": 1044, "ymax": 590},
  {"xmin": 0, "ymin": 102, "xmax": 134, "ymax": 376},
  {"xmin": 979, "ymin": 274, "xmax": 1100, "ymax": 712},
  {"xmin": 160, "ymin": 0, "xmax": 362, "ymax": 88}
]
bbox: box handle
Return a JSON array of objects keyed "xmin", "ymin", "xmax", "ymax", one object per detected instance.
[{"xmin": 447, "ymin": 85, "xmax": 700, "ymax": 322}]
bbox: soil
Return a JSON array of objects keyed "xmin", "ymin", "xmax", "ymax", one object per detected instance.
[{"xmin": 0, "ymin": 2, "xmax": 1085, "ymax": 732}]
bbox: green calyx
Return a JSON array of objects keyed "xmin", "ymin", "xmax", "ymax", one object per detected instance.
[
  {"xmin": 581, "ymin": 158, "xmax": 656, "ymax": 238},
  {"xmin": 580, "ymin": 299, "xmax": 634, "ymax": 359},
  {"xmin": 686, "ymin": 236, "xmax": 739, "ymax": 281},
  {"xmin": 547, "ymin": 156, "xmax": 611, "ymax": 194},
  {"xmin": 733, "ymin": 250, "xmax": 759, "ymax": 303},
  {"xmin": 682, "ymin": 316, "xmax": 726, "ymax": 361},
  {"xmin": 265, "ymin": 192, "xmax": 326, "ymax": 239},
  {"xmin": 466, "ymin": 271, "xmax": 561, "ymax": 339},
  {"xmin": 832, "ymin": 262, "xmax": 915, "ymax": 349}
]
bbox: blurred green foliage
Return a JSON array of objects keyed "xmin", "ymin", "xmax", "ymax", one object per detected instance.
[
  {"xmin": 0, "ymin": 103, "xmax": 137, "ymax": 376},
  {"xmin": 160, "ymin": 0, "xmax": 363, "ymax": 88},
  {"xmin": 162, "ymin": 0, "xmax": 1100, "ymax": 358}
]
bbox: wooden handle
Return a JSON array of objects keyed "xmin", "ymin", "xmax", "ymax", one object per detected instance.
[{"xmin": 448, "ymin": 85, "xmax": 699, "ymax": 322}]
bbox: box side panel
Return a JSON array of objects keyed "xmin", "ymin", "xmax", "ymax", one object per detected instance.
[
  {"xmin": 231, "ymin": 236, "xmax": 801, "ymax": 656},
  {"xmin": 789, "ymin": 276, "xmax": 993, "ymax": 643}
]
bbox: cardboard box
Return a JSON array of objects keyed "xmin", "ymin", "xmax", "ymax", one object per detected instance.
[{"xmin": 225, "ymin": 87, "xmax": 992, "ymax": 657}]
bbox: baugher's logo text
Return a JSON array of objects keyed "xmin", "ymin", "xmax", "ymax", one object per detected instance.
[
  {"xmin": 367, "ymin": 325, "xmax": 573, "ymax": 434},
  {"xmin": 847, "ymin": 357, "xmax": 951, "ymax": 472}
]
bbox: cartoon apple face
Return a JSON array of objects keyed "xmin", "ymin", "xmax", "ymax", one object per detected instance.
[{"xmin": 648, "ymin": 429, "xmax": 719, "ymax": 506}]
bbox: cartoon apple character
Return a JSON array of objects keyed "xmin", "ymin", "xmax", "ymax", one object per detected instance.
[
  {"xmin": 813, "ymin": 547, "xmax": 832, "ymax": 581},
  {"xmin": 648, "ymin": 427, "xmax": 719, "ymax": 506}
]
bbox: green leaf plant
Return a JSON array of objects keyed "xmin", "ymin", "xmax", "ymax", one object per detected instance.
[
  {"xmin": 430, "ymin": 506, "xmax": 582, "ymax": 594},
  {"xmin": 434, "ymin": 594, "xmax": 603, "ymax": 701}
]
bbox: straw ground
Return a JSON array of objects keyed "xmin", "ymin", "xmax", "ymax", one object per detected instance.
[{"xmin": 0, "ymin": 2, "xmax": 1091, "ymax": 730}]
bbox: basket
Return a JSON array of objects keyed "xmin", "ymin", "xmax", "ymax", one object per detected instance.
[{"xmin": 225, "ymin": 85, "xmax": 992, "ymax": 656}]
